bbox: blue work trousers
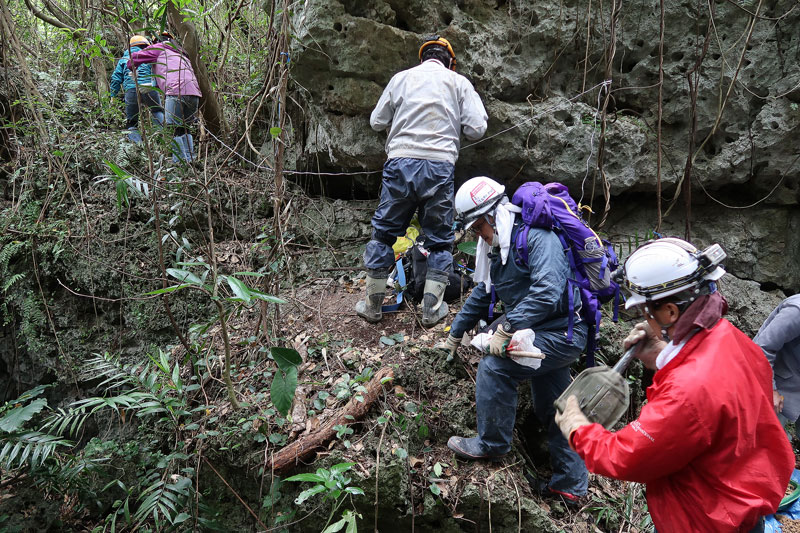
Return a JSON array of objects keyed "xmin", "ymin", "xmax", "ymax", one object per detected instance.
[
  {"xmin": 364, "ymin": 157, "xmax": 454, "ymax": 275},
  {"xmin": 475, "ymin": 323, "xmax": 589, "ymax": 495},
  {"xmin": 124, "ymin": 88, "xmax": 164, "ymax": 129}
]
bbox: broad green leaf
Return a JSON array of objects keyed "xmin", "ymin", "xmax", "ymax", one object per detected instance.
[
  {"xmin": 457, "ymin": 241, "xmax": 477, "ymax": 256},
  {"xmin": 224, "ymin": 275, "xmax": 252, "ymax": 304},
  {"xmin": 329, "ymin": 462, "xmax": 355, "ymax": 476},
  {"xmin": 249, "ymin": 289, "xmax": 286, "ymax": 304},
  {"xmin": 379, "ymin": 336, "xmax": 396, "ymax": 346},
  {"xmin": 167, "ymin": 268, "xmax": 202, "ymax": 285},
  {"xmin": 104, "ymin": 159, "xmax": 130, "ymax": 179},
  {"xmin": 322, "ymin": 518, "xmax": 347, "ymax": 533},
  {"xmin": 0, "ymin": 399, "xmax": 47, "ymax": 432},
  {"xmin": 271, "ymin": 367, "xmax": 298, "ymax": 417},
  {"xmin": 294, "ymin": 484, "xmax": 325, "ymax": 505},
  {"xmin": 433, "ymin": 462, "xmax": 443, "ymax": 477},
  {"xmin": 271, "ymin": 347, "xmax": 302, "ymax": 373},
  {"xmin": 144, "ymin": 284, "xmax": 192, "ymax": 295},
  {"xmin": 269, "ymin": 127, "xmax": 282, "ymax": 138},
  {"xmin": 285, "ymin": 472, "xmax": 325, "ymax": 483}
]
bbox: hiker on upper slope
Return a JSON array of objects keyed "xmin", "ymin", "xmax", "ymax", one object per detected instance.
[
  {"xmin": 440, "ymin": 176, "xmax": 589, "ymax": 506},
  {"xmin": 128, "ymin": 32, "xmax": 202, "ymax": 163},
  {"xmin": 754, "ymin": 294, "xmax": 800, "ymax": 440},
  {"xmin": 356, "ymin": 36, "xmax": 488, "ymax": 327},
  {"xmin": 555, "ymin": 238, "xmax": 793, "ymax": 532},
  {"xmin": 109, "ymin": 35, "xmax": 164, "ymax": 143}
]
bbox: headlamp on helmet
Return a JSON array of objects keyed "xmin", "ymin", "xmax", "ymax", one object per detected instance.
[{"xmin": 617, "ymin": 239, "xmax": 726, "ymax": 309}]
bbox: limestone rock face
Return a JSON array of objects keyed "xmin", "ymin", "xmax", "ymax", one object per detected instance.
[{"xmin": 286, "ymin": 0, "xmax": 800, "ymax": 291}]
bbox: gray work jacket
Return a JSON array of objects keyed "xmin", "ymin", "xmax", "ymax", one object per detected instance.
[
  {"xmin": 370, "ymin": 59, "xmax": 488, "ymax": 165},
  {"xmin": 754, "ymin": 294, "xmax": 800, "ymax": 420}
]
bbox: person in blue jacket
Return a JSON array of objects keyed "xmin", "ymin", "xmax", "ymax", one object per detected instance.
[
  {"xmin": 438, "ymin": 176, "xmax": 589, "ymax": 506},
  {"xmin": 109, "ymin": 35, "xmax": 164, "ymax": 142}
]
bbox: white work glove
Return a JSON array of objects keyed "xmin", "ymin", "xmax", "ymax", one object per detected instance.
[
  {"xmin": 488, "ymin": 323, "xmax": 513, "ymax": 356},
  {"xmin": 554, "ymin": 395, "xmax": 592, "ymax": 444},
  {"xmin": 435, "ymin": 334, "xmax": 461, "ymax": 362},
  {"xmin": 624, "ymin": 321, "xmax": 667, "ymax": 370}
]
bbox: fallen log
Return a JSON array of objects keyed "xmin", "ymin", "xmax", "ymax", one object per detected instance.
[{"xmin": 267, "ymin": 366, "xmax": 394, "ymax": 474}]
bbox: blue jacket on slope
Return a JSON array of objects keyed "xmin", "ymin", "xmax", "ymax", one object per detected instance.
[
  {"xmin": 450, "ymin": 220, "xmax": 585, "ymax": 349},
  {"xmin": 109, "ymin": 47, "xmax": 156, "ymax": 96}
]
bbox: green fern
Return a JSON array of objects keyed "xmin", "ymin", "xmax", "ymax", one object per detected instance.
[
  {"xmin": 2, "ymin": 273, "xmax": 26, "ymax": 292},
  {"xmin": 0, "ymin": 240, "xmax": 26, "ymax": 274},
  {"xmin": 0, "ymin": 431, "xmax": 73, "ymax": 469}
]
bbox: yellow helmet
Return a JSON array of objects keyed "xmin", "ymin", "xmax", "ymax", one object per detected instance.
[
  {"xmin": 418, "ymin": 36, "xmax": 456, "ymax": 71},
  {"xmin": 129, "ymin": 35, "xmax": 150, "ymax": 48}
]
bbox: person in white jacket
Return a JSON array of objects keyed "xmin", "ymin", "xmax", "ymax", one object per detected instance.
[{"xmin": 357, "ymin": 36, "xmax": 488, "ymax": 327}]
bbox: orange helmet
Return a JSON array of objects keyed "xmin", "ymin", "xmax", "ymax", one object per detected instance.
[
  {"xmin": 418, "ymin": 36, "xmax": 456, "ymax": 71},
  {"xmin": 129, "ymin": 35, "xmax": 150, "ymax": 48}
]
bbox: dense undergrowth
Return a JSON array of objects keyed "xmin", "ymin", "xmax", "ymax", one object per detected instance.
[{"xmin": 0, "ymin": 1, "xmax": 669, "ymax": 532}]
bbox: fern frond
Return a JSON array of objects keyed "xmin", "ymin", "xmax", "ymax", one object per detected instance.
[
  {"xmin": 0, "ymin": 241, "xmax": 26, "ymax": 272},
  {"xmin": 0, "ymin": 431, "xmax": 73, "ymax": 469},
  {"xmin": 133, "ymin": 473, "xmax": 191, "ymax": 528},
  {"xmin": 2, "ymin": 273, "xmax": 26, "ymax": 292}
]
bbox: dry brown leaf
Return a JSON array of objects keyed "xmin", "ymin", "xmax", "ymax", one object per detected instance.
[
  {"xmin": 394, "ymin": 385, "xmax": 407, "ymax": 397},
  {"xmin": 409, "ymin": 456, "xmax": 424, "ymax": 468}
]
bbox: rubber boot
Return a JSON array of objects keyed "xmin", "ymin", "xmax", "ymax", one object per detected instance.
[
  {"xmin": 421, "ymin": 269, "xmax": 449, "ymax": 327},
  {"xmin": 355, "ymin": 275, "xmax": 387, "ymax": 323},
  {"xmin": 171, "ymin": 134, "xmax": 192, "ymax": 163},
  {"xmin": 185, "ymin": 133, "xmax": 195, "ymax": 162},
  {"xmin": 127, "ymin": 127, "xmax": 142, "ymax": 144}
]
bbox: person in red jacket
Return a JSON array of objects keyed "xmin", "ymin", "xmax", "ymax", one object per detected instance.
[{"xmin": 556, "ymin": 237, "xmax": 794, "ymax": 533}]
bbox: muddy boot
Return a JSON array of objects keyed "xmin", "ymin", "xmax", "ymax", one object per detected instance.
[
  {"xmin": 421, "ymin": 269, "xmax": 449, "ymax": 327},
  {"xmin": 355, "ymin": 274, "xmax": 387, "ymax": 323}
]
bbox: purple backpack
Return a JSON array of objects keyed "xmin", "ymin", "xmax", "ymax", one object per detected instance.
[{"xmin": 511, "ymin": 182, "xmax": 619, "ymax": 366}]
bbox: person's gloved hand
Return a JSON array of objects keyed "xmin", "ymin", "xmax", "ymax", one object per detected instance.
[
  {"xmin": 435, "ymin": 334, "xmax": 461, "ymax": 361},
  {"xmin": 623, "ymin": 321, "xmax": 667, "ymax": 370},
  {"xmin": 554, "ymin": 395, "xmax": 592, "ymax": 444},
  {"xmin": 488, "ymin": 323, "xmax": 513, "ymax": 356}
]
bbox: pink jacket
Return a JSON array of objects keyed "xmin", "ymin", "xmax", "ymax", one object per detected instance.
[{"xmin": 128, "ymin": 43, "xmax": 202, "ymax": 98}]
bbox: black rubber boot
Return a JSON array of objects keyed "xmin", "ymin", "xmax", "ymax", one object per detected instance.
[
  {"xmin": 421, "ymin": 269, "xmax": 449, "ymax": 327},
  {"xmin": 355, "ymin": 275, "xmax": 387, "ymax": 323},
  {"xmin": 447, "ymin": 436, "xmax": 504, "ymax": 461}
]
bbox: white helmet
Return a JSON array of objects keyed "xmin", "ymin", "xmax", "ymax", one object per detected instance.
[
  {"xmin": 619, "ymin": 237, "xmax": 727, "ymax": 309},
  {"xmin": 455, "ymin": 177, "xmax": 505, "ymax": 230}
]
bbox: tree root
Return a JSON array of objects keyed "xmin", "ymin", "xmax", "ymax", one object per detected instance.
[{"xmin": 267, "ymin": 366, "xmax": 394, "ymax": 474}]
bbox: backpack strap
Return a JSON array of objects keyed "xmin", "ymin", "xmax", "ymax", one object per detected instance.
[
  {"xmin": 488, "ymin": 284, "xmax": 496, "ymax": 320},
  {"xmin": 381, "ymin": 258, "xmax": 406, "ymax": 312}
]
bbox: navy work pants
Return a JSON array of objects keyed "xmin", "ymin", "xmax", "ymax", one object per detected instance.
[
  {"xmin": 476, "ymin": 319, "xmax": 589, "ymax": 495},
  {"xmin": 364, "ymin": 157, "xmax": 454, "ymax": 276}
]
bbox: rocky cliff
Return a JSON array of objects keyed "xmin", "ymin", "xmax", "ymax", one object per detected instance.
[{"xmin": 285, "ymin": 0, "xmax": 800, "ymax": 292}]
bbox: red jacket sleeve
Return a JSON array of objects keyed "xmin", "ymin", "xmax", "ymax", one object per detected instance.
[{"xmin": 571, "ymin": 383, "xmax": 712, "ymax": 484}]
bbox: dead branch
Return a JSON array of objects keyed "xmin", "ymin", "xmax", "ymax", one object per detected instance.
[{"xmin": 267, "ymin": 366, "xmax": 394, "ymax": 474}]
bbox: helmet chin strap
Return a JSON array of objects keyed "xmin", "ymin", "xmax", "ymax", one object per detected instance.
[{"xmin": 643, "ymin": 303, "xmax": 675, "ymax": 343}]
